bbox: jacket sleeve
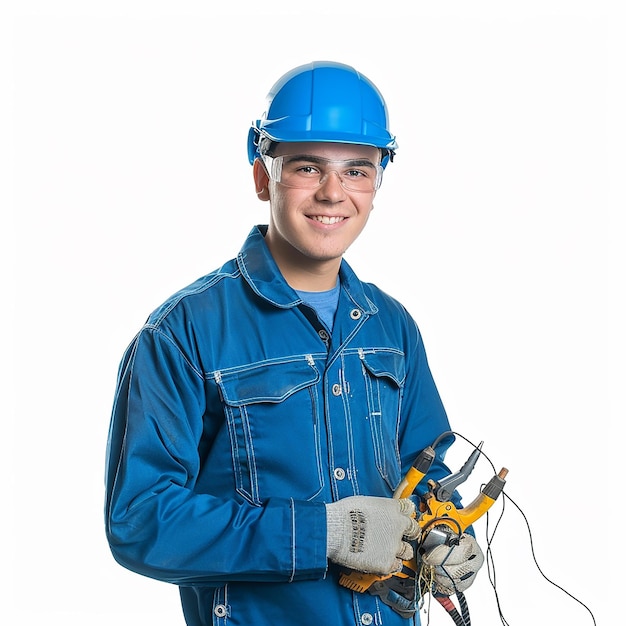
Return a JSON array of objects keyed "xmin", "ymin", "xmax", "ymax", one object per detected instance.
[
  {"xmin": 104, "ymin": 326, "xmax": 328, "ymax": 585},
  {"xmin": 397, "ymin": 317, "xmax": 463, "ymax": 508}
]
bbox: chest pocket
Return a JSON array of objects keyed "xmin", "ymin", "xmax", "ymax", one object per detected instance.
[
  {"xmin": 359, "ymin": 349, "xmax": 406, "ymax": 492},
  {"xmin": 216, "ymin": 356, "xmax": 323, "ymax": 505}
]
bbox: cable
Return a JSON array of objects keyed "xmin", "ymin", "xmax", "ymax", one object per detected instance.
[
  {"xmin": 501, "ymin": 491, "xmax": 597, "ymax": 626},
  {"xmin": 436, "ymin": 595, "xmax": 468, "ymax": 626},
  {"xmin": 484, "ymin": 490, "xmax": 511, "ymax": 626},
  {"xmin": 457, "ymin": 591, "xmax": 470, "ymax": 626},
  {"xmin": 445, "ymin": 431, "xmax": 597, "ymax": 626}
]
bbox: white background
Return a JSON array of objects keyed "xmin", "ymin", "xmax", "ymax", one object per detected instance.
[{"xmin": 2, "ymin": 1, "xmax": 622, "ymax": 625}]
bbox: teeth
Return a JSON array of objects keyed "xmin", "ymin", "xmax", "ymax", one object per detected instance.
[{"xmin": 312, "ymin": 215, "xmax": 344, "ymax": 225}]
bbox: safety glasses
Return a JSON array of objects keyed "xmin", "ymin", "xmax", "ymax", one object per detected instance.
[{"xmin": 262, "ymin": 154, "xmax": 383, "ymax": 192}]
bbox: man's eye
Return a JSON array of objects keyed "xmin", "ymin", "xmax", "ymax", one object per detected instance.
[
  {"xmin": 295, "ymin": 165, "xmax": 319, "ymax": 175},
  {"xmin": 345, "ymin": 168, "xmax": 368, "ymax": 178}
]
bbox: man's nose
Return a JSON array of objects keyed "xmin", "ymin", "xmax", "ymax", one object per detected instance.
[{"xmin": 316, "ymin": 170, "xmax": 347, "ymax": 199}]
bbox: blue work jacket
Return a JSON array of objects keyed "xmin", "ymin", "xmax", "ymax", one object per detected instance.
[{"xmin": 105, "ymin": 225, "xmax": 457, "ymax": 625}]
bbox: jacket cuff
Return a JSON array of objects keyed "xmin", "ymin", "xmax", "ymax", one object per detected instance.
[{"xmin": 289, "ymin": 498, "xmax": 328, "ymax": 581}]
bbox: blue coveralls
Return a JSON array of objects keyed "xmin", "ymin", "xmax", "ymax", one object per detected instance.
[{"xmin": 105, "ymin": 225, "xmax": 457, "ymax": 625}]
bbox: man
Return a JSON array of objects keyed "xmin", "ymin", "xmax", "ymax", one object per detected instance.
[{"xmin": 105, "ymin": 60, "xmax": 483, "ymax": 625}]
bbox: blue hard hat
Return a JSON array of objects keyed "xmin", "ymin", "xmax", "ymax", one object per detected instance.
[{"xmin": 248, "ymin": 61, "xmax": 397, "ymax": 168}]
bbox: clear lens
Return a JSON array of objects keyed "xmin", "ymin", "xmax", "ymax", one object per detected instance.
[{"xmin": 262, "ymin": 154, "xmax": 383, "ymax": 192}]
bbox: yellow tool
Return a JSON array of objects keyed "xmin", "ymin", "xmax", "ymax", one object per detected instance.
[
  {"xmin": 338, "ymin": 439, "xmax": 508, "ymax": 620},
  {"xmin": 419, "ymin": 466, "xmax": 509, "ymax": 541},
  {"xmin": 392, "ymin": 445, "xmax": 437, "ymax": 499}
]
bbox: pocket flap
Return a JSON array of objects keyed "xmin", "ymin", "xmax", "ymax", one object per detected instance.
[
  {"xmin": 359, "ymin": 349, "xmax": 405, "ymax": 387},
  {"xmin": 216, "ymin": 357, "xmax": 320, "ymax": 406}
]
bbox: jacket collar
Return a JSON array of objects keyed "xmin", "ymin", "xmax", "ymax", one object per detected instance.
[{"xmin": 237, "ymin": 225, "xmax": 377, "ymax": 315}]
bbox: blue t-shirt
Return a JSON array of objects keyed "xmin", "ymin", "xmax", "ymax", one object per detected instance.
[{"xmin": 296, "ymin": 278, "xmax": 340, "ymax": 331}]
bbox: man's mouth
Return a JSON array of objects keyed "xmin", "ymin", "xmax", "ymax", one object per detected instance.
[{"xmin": 310, "ymin": 215, "xmax": 345, "ymax": 225}]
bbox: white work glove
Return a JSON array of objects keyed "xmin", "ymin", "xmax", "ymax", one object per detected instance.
[
  {"xmin": 325, "ymin": 496, "xmax": 420, "ymax": 575},
  {"xmin": 420, "ymin": 532, "xmax": 484, "ymax": 595}
]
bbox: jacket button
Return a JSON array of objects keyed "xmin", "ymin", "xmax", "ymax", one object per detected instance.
[
  {"xmin": 361, "ymin": 613, "xmax": 374, "ymax": 625},
  {"xmin": 332, "ymin": 383, "xmax": 342, "ymax": 396},
  {"xmin": 214, "ymin": 604, "xmax": 227, "ymax": 618},
  {"xmin": 350, "ymin": 308, "xmax": 362, "ymax": 320},
  {"xmin": 333, "ymin": 467, "xmax": 346, "ymax": 480}
]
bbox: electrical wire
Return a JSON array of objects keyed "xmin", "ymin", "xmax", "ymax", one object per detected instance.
[
  {"xmin": 447, "ymin": 430, "xmax": 597, "ymax": 626},
  {"xmin": 498, "ymin": 491, "xmax": 597, "ymax": 626},
  {"xmin": 457, "ymin": 591, "xmax": 470, "ymax": 625},
  {"xmin": 418, "ymin": 564, "xmax": 435, "ymax": 626},
  {"xmin": 484, "ymin": 490, "xmax": 510, "ymax": 626}
]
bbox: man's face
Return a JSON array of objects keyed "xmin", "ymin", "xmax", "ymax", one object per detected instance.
[{"xmin": 254, "ymin": 142, "xmax": 380, "ymax": 285}]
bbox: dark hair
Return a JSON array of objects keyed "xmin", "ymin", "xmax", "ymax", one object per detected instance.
[{"xmin": 256, "ymin": 137, "xmax": 277, "ymax": 157}]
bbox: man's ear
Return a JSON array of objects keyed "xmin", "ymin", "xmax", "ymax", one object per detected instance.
[{"xmin": 253, "ymin": 159, "xmax": 270, "ymax": 201}]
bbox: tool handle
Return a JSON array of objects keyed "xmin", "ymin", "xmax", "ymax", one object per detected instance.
[
  {"xmin": 393, "ymin": 446, "xmax": 436, "ymax": 499},
  {"xmin": 421, "ymin": 468, "xmax": 508, "ymax": 534}
]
